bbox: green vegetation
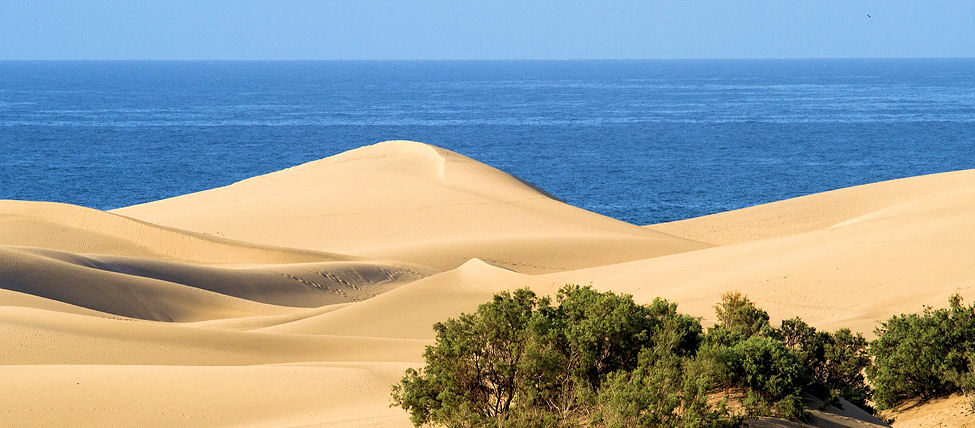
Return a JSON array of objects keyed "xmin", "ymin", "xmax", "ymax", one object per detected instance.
[
  {"xmin": 869, "ymin": 294, "xmax": 975, "ymax": 410},
  {"xmin": 780, "ymin": 318, "xmax": 872, "ymax": 409},
  {"xmin": 390, "ymin": 286, "xmax": 725, "ymax": 427},
  {"xmin": 392, "ymin": 287, "xmax": 975, "ymax": 426},
  {"xmin": 703, "ymin": 292, "xmax": 870, "ymax": 419}
]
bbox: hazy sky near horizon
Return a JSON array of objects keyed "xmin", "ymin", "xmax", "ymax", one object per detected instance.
[{"xmin": 2, "ymin": 0, "xmax": 974, "ymax": 60}]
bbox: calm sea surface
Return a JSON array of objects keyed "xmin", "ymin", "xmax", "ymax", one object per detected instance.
[{"xmin": 1, "ymin": 60, "xmax": 973, "ymax": 224}]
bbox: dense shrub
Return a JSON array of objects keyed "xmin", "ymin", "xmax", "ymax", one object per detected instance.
[
  {"xmin": 780, "ymin": 318, "xmax": 871, "ymax": 409},
  {"xmin": 553, "ymin": 285, "xmax": 701, "ymax": 395},
  {"xmin": 390, "ymin": 288, "xmax": 550, "ymax": 427},
  {"xmin": 391, "ymin": 285, "xmax": 717, "ymax": 427},
  {"xmin": 704, "ymin": 335, "xmax": 806, "ymax": 420},
  {"xmin": 822, "ymin": 328, "xmax": 872, "ymax": 408},
  {"xmin": 701, "ymin": 293, "xmax": 872, "ymax": 418},
  {"xmin": 869, "ymin": 294, "xmax": 975, "ymax": 409},
  {"xmin": 593, "ymin": 320, "xmax": 737, "ymax": 428}
]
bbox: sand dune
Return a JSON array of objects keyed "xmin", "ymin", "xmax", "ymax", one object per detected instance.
[
  {"xmin": 259, "ymin": 169, "xmax": 975, "ymax": 340},
  {"xmin": 114, "ymin": 141, "xmax": 709, "ymax": 273},
  {"xmin": 0, "ymin": 288, "xmax": 118, "ymax": 317},
  {"xmin": 257, "ymin": 168, "xmax": 975, "ymax": 339},
  {"xmin": 648, "ymin": 170, "xmax": 975, "ymax": 245},
  {"xmin": 0, "ymin": 197, "xmax": 434, "ymax": 320},
  {"xmin": 0, "ymin": 245, "xmax": 430, "ymax": 320},
  {"xmin": 0, "ymin": 246, "xmax": 286, "ymax": 321},
  {"xmin": 3, "ymin": 141, "xmax": 972, "ymax": 426}
]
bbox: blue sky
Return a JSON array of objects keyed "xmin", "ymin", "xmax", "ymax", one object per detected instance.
[{"xmin": 2, "ymin": 0, "xmax": 973, "ymax": 60}]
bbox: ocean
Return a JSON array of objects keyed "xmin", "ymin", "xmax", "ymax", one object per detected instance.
[{"xmin": 1, "ymin": 59, "xmax": 973, "ymax": 225}]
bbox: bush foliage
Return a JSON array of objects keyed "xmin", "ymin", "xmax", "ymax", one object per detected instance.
[
  {"xmin": 391, "ymin": 285, "xmax": 722, "ymax": 427},
  {"xmin": 869, "ymin": 294, "xmax": 975, "ymax": 410}
]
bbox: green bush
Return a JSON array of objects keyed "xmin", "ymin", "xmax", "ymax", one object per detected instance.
[
  {"xmin": 780, "ymin": 318, "xmax": 871, "ymax": 409},
  {"xmin": 391, "ymin": 286, "xmax": 717, "ymax": 427},
  {"xmin": 822, "ymin": 328, "xmax": 871, "ymax": 409},
  {"xmin": 868, "ymin": 294, "xmax": 975, "ymax": 409},
  {"xmin": 702, "ymin": 294, "xmax": 871, "ymax": 418},
  {"xmin": 390, "ymin": 288, "xmax": 551, "ymax": 427},
  {"xmin": 554, "ymin": 285, "xmax": 701, "ymax": 394},
  {"xmin": 709, "ymin": 335, "xmax": 807, "ymax": 420},
  {"xmin": 723, "ymin": 336, "xmax": 804, "ymax": 402},
  {"xmin": 592, "ymin": 318, "xmax": 738, "ymax": 427}
]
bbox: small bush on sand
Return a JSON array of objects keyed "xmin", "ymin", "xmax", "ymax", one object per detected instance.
[
  {"xmin": 714, "ymin": 291, "xmax": 772, "ymax": 339},
  {"xmin": 726, "ymin": 336, "xmax": 805, "ymax": 418}
]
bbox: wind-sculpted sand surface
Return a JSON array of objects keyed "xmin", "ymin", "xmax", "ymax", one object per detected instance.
[{"xmin": 2, "ymin": 140, "xmax": 973, "ymax": 426}]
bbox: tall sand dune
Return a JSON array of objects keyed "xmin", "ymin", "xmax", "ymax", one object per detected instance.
[
  {"xmin": 261, "ymin": 167, "xmax": 975, "ymax": 340},
  {"xmin": 114, "ymin": 140, "xmax": 709, "ymax": 273}
]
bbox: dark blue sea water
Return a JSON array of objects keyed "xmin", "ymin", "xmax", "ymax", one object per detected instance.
[{"xmin": 1, "ymin": 60, "xmax": 974, "ymax": 225}]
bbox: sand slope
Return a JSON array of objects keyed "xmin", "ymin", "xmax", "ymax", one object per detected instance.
[
  {"xmin": 0, "ymin": 246, "xmax": 430, "ymax": 320},
  {"xmin": 0, "ymin": 364, "xmax": 413, "ymax": 427},
  {"xmin": 3, "ymin": 141, "xmax": 972, "ymax": 426},
  {"xmin": 0, "ymin": 246, "xmax": 285, "ymax": 321},
  {"xmin": 257, "ymin": 167, "xmax": 975, "ymax": 338},
  {"xmin": 584, "ymin": 169, "xmax": 975, "ymax": 334},
  {"xmin": 648, "ymin": 170, "xmax": 975, "ymax": 245},
  {"xmin": 259, "ymin": 258, "xmax": 531, "ymax": 338},
  {"xmin": 0, "ymin": 200, "xmax": 353, "ymax": 264},
  {"xmin": 0, "ymin": 198, "xmax": 434, "ymax": 321}
]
